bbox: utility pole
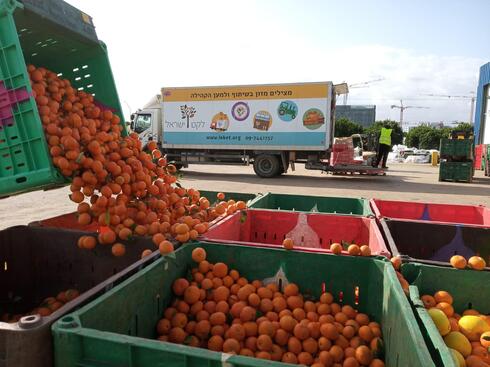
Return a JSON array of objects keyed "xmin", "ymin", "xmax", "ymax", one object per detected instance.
[{"xmin": 390, "ymin": 100, "xmax": 429, "ymax": 129}]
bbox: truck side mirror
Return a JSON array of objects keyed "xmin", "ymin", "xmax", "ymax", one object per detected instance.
[{"xmin": 130, "ymin": 113, "xmax": 135, "ymax": 121}]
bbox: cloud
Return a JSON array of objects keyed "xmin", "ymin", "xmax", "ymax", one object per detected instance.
[{"xmin": 66, "ymin": 1, "xmax": 484, "ymax": 125}]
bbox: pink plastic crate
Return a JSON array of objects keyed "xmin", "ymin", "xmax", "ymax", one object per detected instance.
[
  {"xmin": 202, "ymin": 209, "xmax": 390, "ymax": 257},
  {"xmin": 370, "ymin": 199, "xmax": 490, "ymax": 227},
  {"xmin": 0, "ymin": 80, "xmax": 31, "ymax": 126}
]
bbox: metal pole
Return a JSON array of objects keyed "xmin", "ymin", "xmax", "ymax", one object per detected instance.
[
  {"xmin": 399, "ymin": 100, "xmax": 404, "ymax": 128},
  {"xmin": 469, "ymin": 97, "xmax": 475, "ymax": 124}
]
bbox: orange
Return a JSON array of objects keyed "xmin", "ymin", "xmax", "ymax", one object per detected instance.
[
  {"xmin": 183, "ymin": 285, "xmax": 200, "ymax": 305},
  {"xmin": 421, "ymin": 295, "xmax": 437, "ymax": 309},
  {"xmin": 213, "ymin": 263, "xmax": 228, "ymax": 278},
  {"xmin": 436, "ymin": 302, "xmax": 454, "ymax": 317},
  {"xmin": 390, "ymin": 256, "xmax": 402, "ymax": 270},
  {"xmin": 239, "ymin": 348, "xmax": 254, "ymax": 357},
  {"xmin": 329, "ymin": 345, "xmax": 344, "ymax": 362},
  {"xmin": 319, "ymin": 350, "xmax": 334, "ymax": 366},
  {"xmin": 468, "ymin": 256, "xmax": 486, "ymax": 271},
  {"xmin": 434, "ymin": 290, "xmax": 453, "ymax": 305},
  {"xmin": 355, "ymin": 345, "xmax": 373, "ymax": 365},
  {"xmin": 288, "ymin": 296, "xmax": 304, "ymax": 310},
  {"xmin": 240, "ymin": 306, "xmax": 256, "ymax": 322},
  {"xmin": 256, "ymin": 334, "xmax": 273, "ymax": 351},
  {"xmin": 330, "ymin": 243, "xmax": 342, "ymax": 255},
  {"xmin": 81, "ymin": 236, "xmax": 97, "ymax": 250},
  {"xmin": 217, "ymin": 192, "xmax": 225, "ymax": 200},
  {"xmin": 172, "ymin": 278, "xmax": 189, "ymax": 296},
  {"xmin": 211, "ymin": 282, "xmax": 229, "ymax": 299},
  {"xmin": 168, "ymin": 327, "xmax": 187, "ymax": 343},
  {"xmin": 287, "ymin": 336, "xmax": 302, "ymax": 354},
  {"xmin": 192, "ymin": 247, "xmax": 206, "ymax": 262},
  {"xmin": 111, "ymin": 243, "xmax": 126, "ymax": 257},
  {"xmin": 255, "ymin": 351, "xmax": 271, "ymax": 360},
  {"xmin": 297, "ymin": 351, "xmax": 314, "ymax": 365},
  {"xmin": 321, "ymin": 323, "xmax": 339, "ymax": 340},
  {"xmin": 159, "ymin": 241, "xmax": 174, "ymax": 255},
  {"xmin": 359, "ymin": 325, "xmax": 374, "ymax": 342},
  {"xmin": 156, "ymin": 318, "xmax": 171, "ymax": 335},
  {"xmin": 450, "ymin": 255, "xmax": 467, "ymax": 269},
  {"xmin": 282, "ymin": 352, "xmax": 298, "ymax": 364},
  {"xmin": 258, "ymin": 320, "xmax": 274, "ymax": 337},
  {"xmin": 209, "ymin": 312, "xmax": 226, "ymax": 326},
  {"xmin": 320, "ymin": 292, "xmax": 334, "ymax": 305},
  {"xmin": 360, "ymin": 245, "xmax": 372, "ymax": 257},
  {"xmin": 280, "ymin": 315, "xmax": 297, "ymax": 332},
  {"xmin": 222, "ymin": 338, "xmax": 240, "ymax": 353},
  {"xmin": 348, "ymin": 244, "xmax": 361, "ymax": 256},
  {"xmin": 284, "ymin": 283, "xmax": 299, "ymax": 297},
  {"xmin": 344, "ymin": 356, "xmax": 360, "ymax": 367},
  {"xmin": 228, "ymin": 324, "xmax": 246, "ymax": 341},
  {"xmin": 282, "ymin": 238, "xmax": 294, "ymax": 250},
  {"xmin": 302, "ymin": 337, "xmax": 318, "ymax": 354}
]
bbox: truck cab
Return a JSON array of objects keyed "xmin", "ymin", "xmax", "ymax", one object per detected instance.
[{"xmin": 130, "ymin": 95, "xmax": 162, "ymax": 148}]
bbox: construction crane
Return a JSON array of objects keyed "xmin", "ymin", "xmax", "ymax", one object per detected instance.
[
  {"xmin": 390, "ymin": 100, "xmax": 429, "ymax": 129},
  {"xmin": 421, "ymin": 93, "xmax": 476, "ymax": 123},
  {"xmin": 341, "ymin": 78, "xmax": 385, "ymax": 105}
]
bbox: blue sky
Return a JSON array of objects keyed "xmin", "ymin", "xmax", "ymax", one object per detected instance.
[
  {"xmin": 277, "ymin": 0, "xmax": 489, "ymax": 58},
  {"xmin": 67, "ymin": 0, "xmax": 489, "ymax": 125}
]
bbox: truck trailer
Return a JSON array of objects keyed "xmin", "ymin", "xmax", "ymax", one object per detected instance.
[{"xmin": 131, "ymin": 82, "xmax": 384, "ymax": 177}]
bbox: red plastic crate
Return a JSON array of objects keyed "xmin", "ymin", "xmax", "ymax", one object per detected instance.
[
  {"xmin": 202, "ymin": 209, "xmax": 390, "ymax": 257},
  {"xmin": 29, "ymin": 211, "xmax": 100, "ymax": 232},
  {"xmin": 370, "ymin": 198, "xmax": 490, "ymax": 227},
  {"xmin": 474, "ymin": 144, "xmax": 484, "ymax": 170}
]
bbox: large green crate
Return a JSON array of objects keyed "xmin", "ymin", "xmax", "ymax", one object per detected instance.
[
  {"xmin": 439, "ymin": 161, "xmax": 473, "ymax": 183},
  {"xmin": 52, "ymin": 242, "xmax": 435, "ymax": 367},
  {"xmin": 439, "ymin": 139, "xmax": 473, "ymax": 159},
  {"xmin": 248, "ymin": 192, "xmax": 373, "ymax": 216},
  {"xmin": 0, "ymin": 0, "xmax": 124, "ymax": 197},
  {"xmin": 402, "ymin": 263, "xmax": 490, "ymax": 367}
]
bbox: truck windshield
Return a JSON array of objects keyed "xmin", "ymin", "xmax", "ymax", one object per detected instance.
[{"xmin": 134, "ymin": 114, "xmax": 151, "ymax": 133}]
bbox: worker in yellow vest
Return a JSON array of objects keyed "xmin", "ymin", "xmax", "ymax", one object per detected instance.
[{"xmin": 374, "ymin": 124, "xmax": 392, "ymax": 168}]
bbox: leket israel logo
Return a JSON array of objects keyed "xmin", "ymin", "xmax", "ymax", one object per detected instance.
[{"xmin": 180, "ymin": 105, "xmax": 196, "ymax": 128}]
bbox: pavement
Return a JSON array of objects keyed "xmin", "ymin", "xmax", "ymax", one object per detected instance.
[{"xmin": 0, "ymin": 163, "xmax": 489, "ymax": 230}]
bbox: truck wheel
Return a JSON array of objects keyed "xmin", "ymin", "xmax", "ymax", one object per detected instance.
[{"xmin": 253, "ymin": 155, "xmax": 281, "ymax": 178}]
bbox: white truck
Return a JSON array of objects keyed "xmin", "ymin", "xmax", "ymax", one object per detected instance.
[{"xmin": 130, "ymin": 82, "xmax": 383, "ymax": 177}]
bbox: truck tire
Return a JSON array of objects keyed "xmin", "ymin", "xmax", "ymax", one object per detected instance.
[{"xmin": 253, "ymin": 154, "xmax": 281, "ymax": 178}]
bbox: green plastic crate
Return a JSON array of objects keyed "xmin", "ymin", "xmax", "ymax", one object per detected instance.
[
  {"xmin": 402, "ymin": 263, "xmax": 490, "ymax": 367},
  {"xmin": 439, "ymin": 161, "xmax": 473, "ymax": 183},
  {"xmin": 52, "ymin": 242, "xmax": 435, "ymax": 367},
  {"xmin": 439, "ymin": 139, "xmax": 473, "ymax": 159},
  {"xmin": 0, "ymin": 0, "xmax": 124, "ymax": 197},
  {"xmin": 248, "ymin": 192, "xmax": 373, "ymax": 216}
]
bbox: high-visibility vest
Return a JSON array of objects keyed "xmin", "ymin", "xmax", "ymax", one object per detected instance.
[{"xmin": 379, "ymin": 127, "xmax": 392, "ymax": 146}]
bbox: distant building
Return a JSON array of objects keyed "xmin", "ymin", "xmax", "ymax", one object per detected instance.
[
  {"xmin": 475, "ymin": 62, "xmax": 490, "ymax": 144},
  {"xmin": 335, "ymin": 105, "xmax": 376, "ymax": 128}
]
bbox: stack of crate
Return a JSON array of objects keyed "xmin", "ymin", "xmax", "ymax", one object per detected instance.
[{"xmin": 438, "ymin": 138, "xmax": 474, "ymax": 182}]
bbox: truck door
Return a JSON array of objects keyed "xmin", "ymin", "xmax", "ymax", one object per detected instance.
[{"xmin": 133, "ymin": 113, "xmax": 153, "ymax": 147}]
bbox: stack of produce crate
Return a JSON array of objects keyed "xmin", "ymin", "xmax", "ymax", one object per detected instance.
[{"xmin": 439, "ymin": 138, "xmax": 474, "ymax": 183}]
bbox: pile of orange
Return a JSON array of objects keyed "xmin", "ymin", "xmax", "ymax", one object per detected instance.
[
  {"xmin": 1, "ymin": 288, "xmax": 79, "ymax": 323},
  {"xmin": 29, "ymin": 65, "xmax": 246, "ymax": 256},
  {"xmin": 156, "ymin": 247, "xmax": 386, "ymax": 366}
]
